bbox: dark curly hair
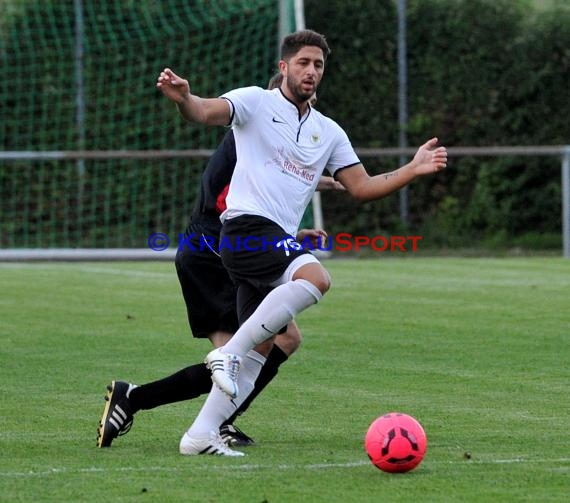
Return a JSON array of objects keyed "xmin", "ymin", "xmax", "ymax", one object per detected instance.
[{"xmin": 280, "ymin": 29, "xmax": 331, "ymax": 61}]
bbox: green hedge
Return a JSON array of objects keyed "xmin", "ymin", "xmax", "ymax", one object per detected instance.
[
  {"xmin": 2, "ymin": 0, "xmax": 569, "ymax": 249},
  {"xmin": 305, "ymin": 0, "xmax": 570, "ymax": 248}
]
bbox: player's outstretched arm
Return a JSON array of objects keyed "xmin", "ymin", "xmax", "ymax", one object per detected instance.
[
  {"xmin": 336, "ymin": 138, "xmax": 447, "ymax": 202},
  {"xmin": 156, "ymin": 68, "xmax": 230, "ymax": 126}
]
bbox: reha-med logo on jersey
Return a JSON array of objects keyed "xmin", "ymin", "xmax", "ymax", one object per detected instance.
[
  {"xmin": 282, "ymin": 158, "xmax": 315, "ymax": 183},
  {"xmin": 273, "ymin": 147, "xmax": 315, "ymax": 185}
]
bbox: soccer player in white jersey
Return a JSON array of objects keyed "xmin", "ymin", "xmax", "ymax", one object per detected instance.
[{"xmin": 157, "ymin": 29, "xmax": 447, "ymax": 456}]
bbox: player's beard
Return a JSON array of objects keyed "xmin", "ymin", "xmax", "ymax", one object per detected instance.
[{"xmin": 286, "ymin": 75, "xmax": 316, "ymax": 105}]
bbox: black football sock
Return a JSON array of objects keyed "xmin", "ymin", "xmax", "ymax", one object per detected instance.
[
  {"xmin": 128, "ymin": 363, "xmax": 212, "ymax": 412},
  {"xmin": 223, "ymin": 344, "xmax": 288, "ymax": 425}
]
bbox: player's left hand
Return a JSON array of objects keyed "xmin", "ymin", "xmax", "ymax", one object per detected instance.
[{"xmin": 411, "ymin": 138, "xmax": 447, "ymax": 175}]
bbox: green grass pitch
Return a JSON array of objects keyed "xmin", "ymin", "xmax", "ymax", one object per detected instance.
[{"xmin": 1, "ymin": 258, "xmax": 569, "ymax": 502}]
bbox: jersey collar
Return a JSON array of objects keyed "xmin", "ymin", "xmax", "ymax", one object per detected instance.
[{"xmin": 277, "ymin": 88, "xmax": 312, "ymax": 121}]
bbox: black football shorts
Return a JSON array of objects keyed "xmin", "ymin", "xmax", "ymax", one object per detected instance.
[{"xmin": 175, "ymin": 222, "xmax": 238, "ymax": 339}]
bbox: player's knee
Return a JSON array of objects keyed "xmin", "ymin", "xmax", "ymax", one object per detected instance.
[
  {"xmin": 311, "ymin": 269, "xmax": 331, "ymax": 294},
  {"xmin": 318, "ymin": 272, "xmax": 331, "ymax": 294},
  {"xmin": 293, "ymin": 263, "xmax": 331, "ymax": 295}
]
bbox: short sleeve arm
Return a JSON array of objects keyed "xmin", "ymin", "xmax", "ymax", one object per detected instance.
[
  {"xmin": 221, "ymin": 86, "xmax": 265, "ymax": 127},
  {"xmin": 326, "ymin": 126, "xmax": 361, "ymax": 178}
]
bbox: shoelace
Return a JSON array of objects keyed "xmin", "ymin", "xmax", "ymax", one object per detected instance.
[{"xmin": 227, "ymin": 355, "xmax": 240, "ymax": 381}]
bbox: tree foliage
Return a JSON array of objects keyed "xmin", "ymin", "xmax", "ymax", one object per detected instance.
[{"xmin": 305, "ymin": 0, "xmax": 570, "ymax": 247}]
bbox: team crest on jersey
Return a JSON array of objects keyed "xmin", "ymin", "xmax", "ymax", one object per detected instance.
[{"xmin": 310, "ymin": 132, "xmax": 320, "ymax": 144}]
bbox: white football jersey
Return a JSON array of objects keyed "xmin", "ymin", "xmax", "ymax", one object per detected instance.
[{"xmin": 219, "ymin": 87, "xmax": 360, "ymax": 235}]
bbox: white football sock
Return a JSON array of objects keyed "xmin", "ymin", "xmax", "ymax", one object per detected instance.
[
  {"xmin": 185, "ymin": 350, "xmax": 266, "ymax": 438},
  {"xmin": 222, "ymin": 279, "xmax": 322, "ymax": 357}
]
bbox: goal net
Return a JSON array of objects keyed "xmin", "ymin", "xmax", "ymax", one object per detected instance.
[{"xmin": 1, "ymin": 0, "xmax": 312, "ymax": 258}]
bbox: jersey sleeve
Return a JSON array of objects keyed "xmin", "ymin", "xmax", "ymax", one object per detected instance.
[
  {"xmin": 220, "ymin": 86, "xmax": 265, "ymax": 127},
  {"xmin": 326, "ymin": 124, "xmax": 361, "ymax": 177}
]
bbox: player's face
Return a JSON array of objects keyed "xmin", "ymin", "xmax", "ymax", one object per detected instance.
[{"xmin": 281, "ymin": 46, "xmax": 324, "ymax": 105}]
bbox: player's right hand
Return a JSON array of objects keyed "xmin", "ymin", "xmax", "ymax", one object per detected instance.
[{"xmin": 156, "ymin": 68, "xmax": 190, "ymax": 103}]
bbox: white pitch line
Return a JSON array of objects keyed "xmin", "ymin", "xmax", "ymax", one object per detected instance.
[
  {"xmin": 0, "ymin": 262, "xmax": 173, "ymax": 279},
  {"xmin": 70, "ymin": 265, "xmax": 174, "ymax": 279},
  {"xmin": 1, "ymin": 457, "xmax": 570, "ymax": 479}
]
